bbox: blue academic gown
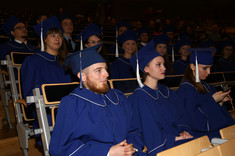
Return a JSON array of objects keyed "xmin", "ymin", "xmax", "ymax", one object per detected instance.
[
  {"xmin": 20, "ymin": 51, "xmax": 72, "ymax": 140},
  {"xmin": 129, "ymin": 84, "xmax": 192, "ymax": 156},
  {"xmin": 21, "ymin": 51, "xmax": 72, "ymax": 100},
  {"xmin": 172, "ymin": 59, "xmax": 189, "ymax": 75},
  {"xmin": 110, "ymin": 56, "xmax": 135, "ymax": 79},
  {"xmin": 216, "ymin": 58, "xmax": 235, "ymax": 72},
  {"xmin": 0, "ymin": 40, "xmax": 39, "ymax": 61},
  {"xmin": 177, "ymin": 80, "xmax": 235, "ymax": 138},
  {"xmin": 49, "ymin": 87, "xmax": 146, "ymax": 156}
]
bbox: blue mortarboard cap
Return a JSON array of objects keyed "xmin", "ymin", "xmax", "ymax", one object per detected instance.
[
  {"xmin": 174, "ymin": 38, "xmax": 193, "ymax": 50},
  {"xmin": 33, "ymin": 16, "xmax": 63, "ymax": 39},
  {"xmin": 2, "ymin": 15, "xmax": 22, "ymax": 38},
  {"xmin": 153, "ymin": 34, "xmax": 170, "ymax": 45},
  {"xmin": 116, "ymin": 20, "xmax": 131, "ymax": 30},
  {"xmin": 117, "ymin": 29, "xmax": 138, "ymax": 45},
  {"xmin": 199, "ymin": 39, "xmax": 215, "ymax": 48},
  {"xmin": 58, "ymin": 11, "xmax": 74, "ymax": 23},
  {"xmin": 162, "ymin": 25, "xmax": 175, "ymax": 33},
  {"xmin": 78, "ymin": 23, "xmax": 103, "ymax": 42},
  {"xmin": 65, "ymin": 44, "xmax": 105, "ymax": 75},
  {"xmin": 219, "ymin": 39, "xmax": 235, "ymax": 50},
  {"xmin": 65, "ymin": 44, "xmax": 105, "ymax": 88},
  {"xmin": 136, "ymin": 27, "xmax": 149, "ymax": 35},
  {"xmin": 188, "ymin": 48, "xmax": 217, "ymax": 65},
  {"xmin": 131, "ymin": 39, "xmax": 161, "ymax": 87},
  {"xmin": 131, "ymin": 39, "xmax": 161, "ymax": 72}
]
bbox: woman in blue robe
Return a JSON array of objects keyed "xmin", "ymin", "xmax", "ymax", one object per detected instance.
[
  {"xmin": 20, "ymin": 16, "xmax": 72, "ymax": 145},
  {"xmin": 177, "ymin": 48, "xmax": 235, "ymax": 139},
  {"xmin": 110, "ymin": 30, "xmax": 138, "ymax": 79},
  {"xmin": 216, "ymin": 39, "xmax": 235, "ymax": 72},
  {"xmin": 129, "ymin": 40, "xmax": 193, "ymax": 156},
  {"xmin": 172, "ymin": 38, "xmax": 192, "ymax": 75}
]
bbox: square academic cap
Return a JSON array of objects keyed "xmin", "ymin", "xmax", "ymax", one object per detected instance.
[
  {"xmin": 188, "ymin": 48, "xmax": 217, "ymax": 83},
  {"xmin": 65, "ymin": 44, "xmax": 105, "ymax": 88},
  {"xmin": 2, "ymin": 15, "xmax": 22, "ymax": 38},
  {"xmin": 117, "ymin": 29, "xmax": 138, "ymax": 45},
  {"xmin": 131, "ymin": 39, "xmax": 161, "ymax": 87}
]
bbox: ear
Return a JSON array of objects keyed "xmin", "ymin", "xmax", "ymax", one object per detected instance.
[
  {"xmin": 85, "ymin": 43, "xmax": 88, "ymax": 48},
  {"xmin": 144, "ymin": 66, "xmax": 149, "ymax": 73},
  {"xmin": 10, "ymin": 31, "xmax": 15, "ymax": 36},
  {"xmin": 190, "ymin": 64, "xmax": 195, "ymax": 71},
  {"xmin": 77, "ymin": 72, "xmax": 87, "ymax": 81}
]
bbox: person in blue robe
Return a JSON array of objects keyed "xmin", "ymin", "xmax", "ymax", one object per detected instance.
[
  {"xmin": 172, "ymin": 38, "xmax": 192, "ymax": 75},
  {"xmin": 49, "ymin": 45, "xmax": 147, "ymax": 156},
  {"xmin": 20, "ymin": 16, "xmax": 72, "ymax": 146},
  {"xmin": 77, "ymin": 22, "xmax": 103, "ymax": 52},
  {"xmin": 129, "ymin": 40, "xmax": 194, "ymax": 156},
  {"xmin": 109, "ymin": 20, "xmax": 131, "ymax": 55},
  {"xmin": 136, "ymin": 27, "xmax": 150, "ymax": 50},
  {"xmin": 109, "ymin": 30, "xmax": 138, "ymax": 79},
  {"xmin": 153, "ymin": 34, "xmax": 174, "ymax": 75},
  {"xmin": 176, "ymin": 48, "xmax": 235, "ymax": 139},
  {"xmin": 216, "ymin": 39, "xmax": 235, "ymax": 72},
  {"xmin": 0, "ymin": 15, "xmax": 39, "ymax": 61}
]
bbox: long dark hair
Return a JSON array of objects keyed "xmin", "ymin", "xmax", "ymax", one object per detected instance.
[
  {"xmin": 183, "ymin": 65, "xmax": 207, "ymax": 94},
  {"xmin": 163, "ymin": 53, "xmax": 174, "ymax": 74},
  {"xmin": 44, "ymin": 27, "xmax": 69, "ymax": 65}
]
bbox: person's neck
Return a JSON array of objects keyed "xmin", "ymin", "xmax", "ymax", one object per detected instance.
[
  {"xmin": 181, "ymin": 55, "xmax": 188, "ymax": 61},
  {"xmin": 223, "ymin": 55, "xmax": 229, "ymax": 59},
  {"xmin": 144, "ymin": 76, "xmax": 158, "ymax": 90},
  {"xmin": 15, "ymin": 38, "xmax": 27, "ymax": 43},
  {"xmin": 64, "ymin": 33, "xmax": 72, "ymax": 39},
  {"xmin": 123, "ymin": 52, "xmax": 132, "ymax": 59},
  {"xmin": 46, "ymin": 49, "xmax": 58, "ymax": 56}
]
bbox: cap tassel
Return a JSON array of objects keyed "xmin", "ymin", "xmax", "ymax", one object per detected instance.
[
  {"xmin": 79, "ymin": 52, "xmax": 83, "ymax": 89},
  {"xmin": 80, "ymin": 36, "xmax": 83, "ymax": 50},
  {"xmin": 115, "ymin": 28, "xmax": 119, "ymax": 57},
  {"xmin": 171, "ymin": 44, "xmax": 174, "ymax": 62},
  {"xmin": 40, "ymin": 23, "xmax": 44, "ymax": 51},
  {"xmin": 136, "ymin": 58, "xmax": 144, "ymax": 88},
  {"xmin": 195, "ymin": 54, "xmax": 200, "ymax": 83}
]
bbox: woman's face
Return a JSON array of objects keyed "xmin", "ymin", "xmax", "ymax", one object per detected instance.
[
  {"xmin": 223, "ymin": 46, "xmax": 233, "ymax": 58},
  {"xmin": 85, "ymin": 35, "xmax": 102, "ymax": 52},
  {"xmin": 122, "ymin": 40, "xmax": 137, "ymax": 55},
  {"xmin": 179, "ymin": 45, "xmax": 191, "ymax": 57},
  {"xmin": 155, "ymin": 44, "xmax": 167, "ymax": 56},
  {"xmin": 144, "ymin": 56, "xmax": 166, "ymax": 81},
  {"xmin": 190, "ymin": 64, "xmax": 212, "ymax": 80},
  {"xmin": 45, "ymin": 33, "xmax": 63, "ymax": 52}
]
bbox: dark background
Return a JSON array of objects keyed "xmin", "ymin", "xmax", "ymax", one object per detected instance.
[{"xmin": 1, "ymin": 0, "xmax": 235, "ymax": 22}]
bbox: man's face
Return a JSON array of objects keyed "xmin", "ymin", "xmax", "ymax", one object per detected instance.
[
  {"xmin": 82, "ymin": 63, "xmax": 109, "ymax": 94},
  {"xmin": 11, "ymin": 23, "xmax": 28, "ymax": 39},
  {"xmin": 140, "ymin": 33, "xmax": 149, "ymax": 43},
  {"xmin": 61, "ymin": 19, "xmax": 74, "ymax": 35}
]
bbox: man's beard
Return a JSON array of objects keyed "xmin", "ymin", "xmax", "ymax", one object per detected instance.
[{"xmin": 86, "ymin": 78, "xmax": 109, "ymax": 94}]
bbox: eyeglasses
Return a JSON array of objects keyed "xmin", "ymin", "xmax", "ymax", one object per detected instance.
[
  {"xmin": 87, "ymin": 40, "xmax": 103, "ymax": 44},
  {"xmin": 13, "ymin": 26, "xmax": 26, "ymax": 30}
]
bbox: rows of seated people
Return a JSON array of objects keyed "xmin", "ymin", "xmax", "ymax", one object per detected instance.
[{"xmin": 0, "ymin": 8, "xmax": 235, "ymax": 156}]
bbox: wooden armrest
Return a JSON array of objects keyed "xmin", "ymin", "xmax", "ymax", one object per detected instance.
[
  {"xmin": 0, "ymin": 70, "xmax": 8, "ymax": 76},
  {"xmin": 17, "ymin": 99, "xmax": 28, "ymax": 107}
]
